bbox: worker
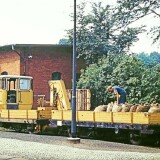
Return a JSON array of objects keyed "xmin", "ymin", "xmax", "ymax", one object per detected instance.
[{"xmin": 106, "ymin": 85, "xmax": 126, "ymax": 104}]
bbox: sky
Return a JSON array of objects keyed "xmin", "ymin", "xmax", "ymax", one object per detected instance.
[{"xmin": 0, "ymin": 0, "xmax": 159, "ymax": 54}]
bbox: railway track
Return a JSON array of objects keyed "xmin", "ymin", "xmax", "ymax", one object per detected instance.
[{"xmin": 0, "ymin": 127, "xmax": 159, "ymax": 148}]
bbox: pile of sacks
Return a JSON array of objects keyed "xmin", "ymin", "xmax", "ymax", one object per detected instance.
[
  {"xmin": 94, "ymin": 102, "xmax": 160, "ymax": 113},
  {"xmin": 148, "ymin": 103, "xmax": 160, "ymax": 113}
]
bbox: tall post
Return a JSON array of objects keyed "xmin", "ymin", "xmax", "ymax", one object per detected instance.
[
  {"xmin": 11, "ymin": 45, "xmax": 26, "ymax": 76},
  {"xmin": 71, "ymin": 0, "xmax": 77, "ymax": 138}
]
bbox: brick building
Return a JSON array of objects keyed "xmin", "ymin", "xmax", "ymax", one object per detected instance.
[{"xmin": 0, "ymin": 44, "xmax": 85, "ymax": 107}]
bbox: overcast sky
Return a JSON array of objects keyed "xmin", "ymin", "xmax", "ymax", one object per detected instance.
[{"xmin": 0, "ymin": 0, "xmax": 159, "ymax": 53}]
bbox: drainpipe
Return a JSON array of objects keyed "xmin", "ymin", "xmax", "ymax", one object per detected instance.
[{"xmin": 11, "ymin": 45, "xmax": 26, "ymax": 76}]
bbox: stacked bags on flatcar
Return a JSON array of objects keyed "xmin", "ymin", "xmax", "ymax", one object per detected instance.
[
  {"xmin": 94, "ymin": 105, "xmax": 108, "ymax": 112},
  {"xmin": 148, "ymin": 103, "xmax": 160, "ymax": 113},
  {"xmin": 94, "ymin": 102, "xmax": 160, "ymax": 113}
]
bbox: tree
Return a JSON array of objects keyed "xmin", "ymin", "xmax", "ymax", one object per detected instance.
[
  {"xmin": 58, "ymin": 38, "xmax": 71, "ymax": 45},
  {"xmin": 136, "ymin": 51, "xmax": 160, "ymax": 67},
  {"xmin": 111, "ymin": 55, "xmax": 146, "ymax": 104},
  {"xmin": 77, "ymin": 54, "xmax": 115, "ymax": 108},
  {"xmin": 115, "ymin": 0, "xmax": 160, "ymax": 44},
  {"xmin": 140, "ymin": 64, "xmax": 160, "ymax": 103},
  {"xmin": 77, "ymin": 54, "xmax": 160, "ymax": 108},
  {"xmin": 150, "ymin": 52, "xmax": 160, "ymax": 63},
  {"xmin": 67, "ymin": 2, "xmax": 144, "ymax": 64}
]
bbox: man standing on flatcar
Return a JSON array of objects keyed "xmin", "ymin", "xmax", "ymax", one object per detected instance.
[{"xmin": 106, "ymin": 86, "xmax": 127, "ymax": 104}]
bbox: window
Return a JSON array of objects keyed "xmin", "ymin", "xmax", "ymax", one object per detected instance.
[
  {"xmin": 0, "ymin": 79, "xmax": 2, "ymax": 89},
  {"xmin": 0, "ymin": 78, "xmax": 7, "ymax": 89},
  {"xmin": 2, "ymin": 78, "xmax": 6, "ymax": 89},
  {"xmin": 19, "ymin": 79, "xmax": 31, "ymax": 90}
]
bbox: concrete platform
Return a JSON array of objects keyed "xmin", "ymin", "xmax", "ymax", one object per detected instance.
[
  {"xmin": 0, "ymin": 155, "xmax": 27, "ymax": 160},
  {"xmin": 67, "ymin": 137, "xmax": 81, "ymax": 144}
]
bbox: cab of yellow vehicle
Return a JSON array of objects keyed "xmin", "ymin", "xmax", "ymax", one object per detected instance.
[{"xmin": 0, "ymin": 75, "xmax": 33, "ymax": 110}]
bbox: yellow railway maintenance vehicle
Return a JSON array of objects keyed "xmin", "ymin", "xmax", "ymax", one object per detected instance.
[
  {"xmin": 0, "ymin": 75, "xmax": 35, "ymax": 132},
  {"xmin": 0, "ymin": 75, "xmax": 33, "ymax": 110},
  {"xmin": 0, "ymin": 74, "xmax": 160, "ymax": 145}
]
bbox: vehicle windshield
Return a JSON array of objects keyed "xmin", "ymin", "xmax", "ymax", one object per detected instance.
[
  {"xmin": 0, "ymin": 77, "xmax": 32, "ymax": 90},
  {"xmin": 19, "ymin": 78, "xmax": 31, "ymax": 90}
]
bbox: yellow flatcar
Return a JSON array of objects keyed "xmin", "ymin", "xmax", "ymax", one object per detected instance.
[{"xmin": 0, "ymin": 74, "xmax": 160, "ymax": 145}]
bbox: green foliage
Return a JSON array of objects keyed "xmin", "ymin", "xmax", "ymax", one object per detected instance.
[
  {"xmin": 77, "ymin": 54, "xmax": 160, "ymax": 108},
  {"xmin": 65, "ymin": 0, "xmax": 160, "ymax": 107},
  {"xmin": 58, "ymin": 38, "xmax": 71, "ymax": 45},
  {"xmin": 116, "ymin": 0, "xmax": 160, "ymax": 44},
  {"xmin": 67, "ymin": 2, "xmax": 144, "ymax": 64},
  {"xmin": 77, "ymin": 54, "xmax": 115, "ymax": 108},
  {"xmin": 140, "ymin": 64, "xmax": 160, "ymax": 103},
  {"xmin": 136, "ymin": 52, "xmax": 160, "ymax": 67}
]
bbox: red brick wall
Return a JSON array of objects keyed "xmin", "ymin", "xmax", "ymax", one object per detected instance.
[
  {"xmin": 0, "ymin": 51, "xmax": 20, "ymax": 74},
  {"xmin": 26, "ymin": 46, "xmax": 73, "ymax": 104},
  {"xmin": 0, "ymin": 45, "xmax": 86, "ymax": 109}
]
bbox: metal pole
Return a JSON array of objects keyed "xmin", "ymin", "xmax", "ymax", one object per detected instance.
[
  {"xmin": 11, "ymin": 45, "xmax": 26, "ymax": 76},
  {"xmin": 71, "ymin": 0, "xmax": 77, "ymax": 138}
]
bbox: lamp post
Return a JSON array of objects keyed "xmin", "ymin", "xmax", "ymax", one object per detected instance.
[{"xmin": 71, "ymin": 0, "xmax": 77, "ymax": 138}]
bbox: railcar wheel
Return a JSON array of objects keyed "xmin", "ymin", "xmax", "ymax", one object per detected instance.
[
  {"xmin": 144, "ymin": 134, "xmax": 160, "ymax": 146},
  {"xmin": 12, "ymin": 124, "xmax": 22, "ymax": 132},
  {"xmin": 57, "ymin": 126, "xmax": 71, "ymax": 137},
  {"xmin": 129, "ymin": 132, "xmax": 142, "ymax": 145},
  {"xmin": 87, "ymin": 130, "xmax": 95, "ymax": 139}
]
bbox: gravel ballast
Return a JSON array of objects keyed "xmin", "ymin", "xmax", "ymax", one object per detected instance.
[{"xmin": 0, "ymin": 131, "xmax": 160, "ymax": 160}]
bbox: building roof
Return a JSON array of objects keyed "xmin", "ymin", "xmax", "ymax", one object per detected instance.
[{"xmin": 0, "ymin": 44, "xmax": 72, "ymax": 52}]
